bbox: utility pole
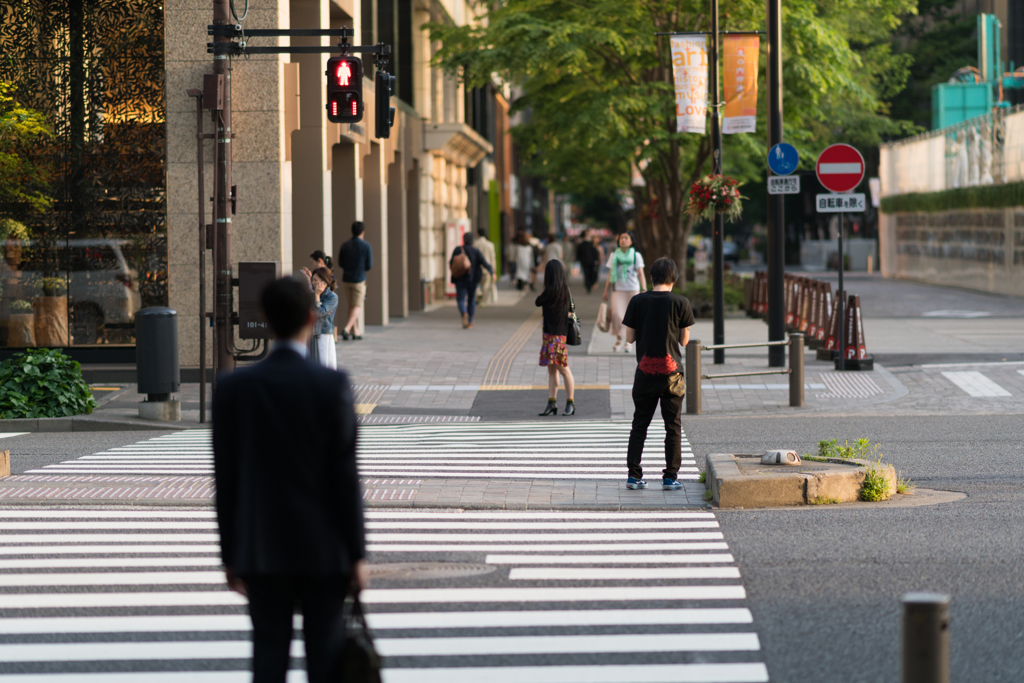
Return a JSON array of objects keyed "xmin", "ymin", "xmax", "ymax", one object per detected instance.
[
  {"xmin": 709, "ymin": 0, "xmax": 725, "ymax": 365},
  {"xmin": 766, "ymin": 0, "xmax": 785, "ymax": 367},
  {"xmin": 212, "ymin": 0, "xmax": 235, "ymax": 375}
]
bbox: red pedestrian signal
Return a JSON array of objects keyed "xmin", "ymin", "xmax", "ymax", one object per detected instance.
[{"xmin": 326, "ymin": 56, "xmax": 362, "ymax": 123}]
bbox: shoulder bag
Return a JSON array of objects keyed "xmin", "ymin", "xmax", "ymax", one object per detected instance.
[
  {"xmin": 566, "ymin": 294, "xmax": 582, "ymax": 346},
  {"xmin": 334, "ymin": 588, "xmax": 382, "ymax": 683},
  {"xmin": 451, "ymin": 247, "xmax": 471, "ymax": 279}
]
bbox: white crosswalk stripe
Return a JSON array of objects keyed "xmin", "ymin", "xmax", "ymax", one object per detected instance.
[
  {"xmin": 0, "ymin": 508, "xmax": 769, "ymax": 682},
  {"xmin": 25, "ymin": 421, "xmax": 697, "ymax": 481},
  {"xmin": 941, "ymin": 371, "xmax": 1013, "ymax": 397}
]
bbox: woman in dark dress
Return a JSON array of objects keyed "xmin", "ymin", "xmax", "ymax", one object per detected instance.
[{"xmin": 535, "ymin": 259, "xmax": 576, "ymax": 416}]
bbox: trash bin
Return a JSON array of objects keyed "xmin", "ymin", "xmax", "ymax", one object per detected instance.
[{"xmin": 136, "ymin": 307, "xmax": 181, "ymax": 421}]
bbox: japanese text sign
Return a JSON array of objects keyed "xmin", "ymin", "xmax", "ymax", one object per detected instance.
[{"xmin": 723, "ymin": 36, "xmax": 759, "ymax": 134}]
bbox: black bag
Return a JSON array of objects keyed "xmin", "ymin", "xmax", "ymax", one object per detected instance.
[
  {"xmin": 336, "ymin": 589, "xmax": 382, "ymax": 683},
  {"xmin": 566, "ymin": 294, "xmax": 582, "ymax": 346}
]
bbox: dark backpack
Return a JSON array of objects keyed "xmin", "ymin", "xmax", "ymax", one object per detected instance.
[{"xmin": 451, "ymin": 247, "xmax": 471, "ymax": 279}]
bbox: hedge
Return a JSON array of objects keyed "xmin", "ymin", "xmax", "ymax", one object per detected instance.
[{"xmin": 880, "ymin": 182, "xmax": 1024, "ymax": 214}]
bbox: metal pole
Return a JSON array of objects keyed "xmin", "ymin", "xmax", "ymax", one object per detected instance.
[
  {"xmin": 902, "ymin": 593, "xmax": 950, "ymax": 683},
  {"xmin": 192, "ymin": 92, "xmax": 207, "ymax": 423},
  {"xmin": 686, "ymin": 340, "xmax": 702, "ymax": 415},
  {"xmin": 710, "ymin": 0, "xmax": 725, "ymax": 365},
  {"xmin": 213, "ymin": 0, "xmax": 235, "ymax": 375},
  {"xmin": 766, "ymin": 0, "xmax": 785, "ymax": 367},
  {"xmin": 837, "ymin": 211, "xmax": 845, "ymax": 371},
  {"xmin": 788, "ymin": 333, "xmax": 804, "ymax": 407}
]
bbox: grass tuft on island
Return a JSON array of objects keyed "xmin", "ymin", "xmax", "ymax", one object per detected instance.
[{"xmin": 803, "ymin": 438, "xmax": 910, "ymax": 502}]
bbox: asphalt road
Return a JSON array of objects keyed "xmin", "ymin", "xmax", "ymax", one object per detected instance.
[
  {"xmin": 0, "ymin": 431, "xmax": 177, "ymax": 475},
  {"xmin": 687, "ymin": 412, "xmax": 1024, "ymax": 682}
]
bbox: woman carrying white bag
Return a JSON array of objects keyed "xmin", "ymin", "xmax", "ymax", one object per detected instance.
[{"xmin": 601, "ymin": 232, "xmax": 646, "ymax": 352}]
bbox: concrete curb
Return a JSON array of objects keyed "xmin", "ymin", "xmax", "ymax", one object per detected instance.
[
  {"xmin": 0, "ymin": 416, "xmax": 201, "ymax": 432},
  {"xmin": 706, "ymin": 453, "xmax": 897, "ymax": 508}
]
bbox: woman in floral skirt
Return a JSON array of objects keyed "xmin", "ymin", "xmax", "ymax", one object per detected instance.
[{"xmin": 535, "ymin": 259, "xmax": 576, "ymax": 416}]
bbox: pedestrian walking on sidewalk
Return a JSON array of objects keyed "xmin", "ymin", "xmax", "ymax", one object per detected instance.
[
  {"xmin": 513, "ymin": 231, "xmax": 534, "ymax": 291},
  {"xmin": 450, "ymin": 231, "xmax": 494, "ymax": 329},
  {"xmin": 309, "ymin": 267, "xmax": 338, "ymax": 370},
  {"xmin": 213, "ymin": 276, "xmax": 367, "ymax": 683},
  {"xmin": 337, "ymin": 221, "xmax": 372, "ymax": 341},
  {"xmin": 621, "ymin": 257, "xmax": 695, "ymax": 491},
  {"xmin": 576, "ymin": 232, "xmax": 602, "ymax": 293},
  {"xmin": 602, "ymin": 232, "xmax": 646, "ymax": 353},
  {"xmin": 536, "ymin": 259, "xmax": 576, "ymax": 416},
  {"xmin": 475, "ymin": 228, "xmax": 499, "ymax": 305}
]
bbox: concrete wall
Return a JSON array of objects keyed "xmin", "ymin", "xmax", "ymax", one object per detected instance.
[{"xmin": 879, "ymin": 208, "xmax": 1024, "ymax": 296}]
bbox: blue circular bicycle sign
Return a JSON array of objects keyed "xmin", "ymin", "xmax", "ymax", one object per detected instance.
[{"xmin": 768, "ymin": 143, "xmax": 799, "ymax": 176}]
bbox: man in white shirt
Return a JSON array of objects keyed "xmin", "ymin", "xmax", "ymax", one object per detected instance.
[{"xmin": 475, "ymin": 228, "xmax": 499, "ymax": 305}]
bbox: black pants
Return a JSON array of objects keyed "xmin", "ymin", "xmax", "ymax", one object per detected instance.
[
  {"xmin": 245, "ymin": 575, "xmax": 349, "ymax": 683},
  {"xmin": 626, "ymin": 371, "xmax": 683, "ymax": 480},
  {"xmin": 581, "ymin": 261, "xmax": 600, "ymax": 292}
]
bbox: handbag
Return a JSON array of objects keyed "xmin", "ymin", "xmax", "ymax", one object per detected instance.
[
  {"xmin": 667, "ymin": 372, "xmax": 686, "ymax": 397},
  {"xmin": 335, "ymin": 588, "xmax": 382, "ymax": 683},
  {"xmin": 596, "ymin": 302, "xmax": 610, "ymax": 333},
  {"xmin": 566, "ymin": 295, "xmax": 582, "ymax": 346}
]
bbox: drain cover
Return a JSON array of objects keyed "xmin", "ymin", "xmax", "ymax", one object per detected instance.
[{"xmin": 368, "ymin": 562, "xmax": 497, "ymax": 580}]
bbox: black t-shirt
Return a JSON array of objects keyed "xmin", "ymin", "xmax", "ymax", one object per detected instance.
[
  {"xmin": 535, "ymin": 288, "xmax": 570, "ymax": 336},
  {"xmin": 622, "ymin": 291, "xmax": 696, "ymax": 375}
]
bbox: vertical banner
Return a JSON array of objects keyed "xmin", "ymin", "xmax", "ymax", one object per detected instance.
[
  {"xmin": 723, "ymin": 35, "xmax": 759, "ymax": 134},
  {"xmin": 670, "ymin": 35, "xmax": 708, "ymax": 134}
]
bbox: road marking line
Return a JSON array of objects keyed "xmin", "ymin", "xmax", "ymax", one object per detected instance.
[
  {"xmin": 509, "ymin": 567, "xmax": 741, "ymax": 580},
  {"xmin": 0, "ymin": 522, "xmax": 218, "ymax": 530},
  {"xmin": 375, "ymin": 632, "xmax": 761, "ymax": 656},
  {"xmin": 0, "ymin": 533, "xmax": 221, "ymax": 544},
  {"xmin": 0, "ymin": 571, "xmax": 226, "ymax": 587},
  {"xmin": 364, "ymin": 532, "xmax": 723, "ymax": 542},
  {"xmin": 941, "ymin": 371, "xmax": 1012, "ymax": 397},
  {"xmin": 368, "ymin": 543, "xmax": 730, "ymax": 552},
  {"xmin": 0, "ymin": 510, "xmax": 217, "ymax": 518},
  {"xmin": 0, "ymin": 639, "xmax": 292, "ymax": 662},
  {"xmin": 485, "ymin": 554, "xmax": 735, "ymax": 564},
  {"xmin": 365, "ymin": 511, "xmax": 715, "ymax": 519},
  {"xmin": 381, "ymin": 663, "xmax": 770, "ymax": 683},
  {"xmin": 0, "ymin": 592, "xmax": 246, "ymax": 609},
  {"xmin": 0, "ymin": 544, "xmax": 221, "ymax": 555},
  {"xmin": 366, "ymin": 521, "xmax": 718, "ymax": 530},
  {"xmin": 0, "ymin": 557, "xmax": 222, "ymax": 569},
  {"xmin": 360, "ymin": 585, "xmax": 746, "ymax": 603},
  {"xmin": 357, "ymin": 472, "xmax": 699, "ymax": 480}
]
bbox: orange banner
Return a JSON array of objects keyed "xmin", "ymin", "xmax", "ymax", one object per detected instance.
[{"xmin": 723, "ymin": 36, "xmax": 759, "ymax": 134}]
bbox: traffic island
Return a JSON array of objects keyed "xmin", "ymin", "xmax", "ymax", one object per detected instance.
[{"xmin": 706, "ymin": 452, "xmax": 896, "ymax": 508}]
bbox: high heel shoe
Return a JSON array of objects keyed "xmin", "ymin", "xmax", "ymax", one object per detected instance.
[
  {"xmin": 539, "ymin": 400, "xmax": 558, "ymax": 416},
  {"xmin": 562, "ymin": 400, "xmax": 575, "ymax": 416}
]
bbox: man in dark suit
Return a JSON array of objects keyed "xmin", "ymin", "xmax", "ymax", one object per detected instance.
[
  {"xmin": 449, "ymin": 230, "xmax": 493, "ymax": 329},
  {"xmin": 213, "ymin": 276, "xmax": 366, "ymax": 683}
]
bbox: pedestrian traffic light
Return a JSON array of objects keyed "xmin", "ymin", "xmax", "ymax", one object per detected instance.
[
  {"xmin": 375, "ymin": 70, "xmax": 396, "ymax": 139},
  {"xmin": 326, "ymin": 56, "xmax": 363, "ymax": 123}
]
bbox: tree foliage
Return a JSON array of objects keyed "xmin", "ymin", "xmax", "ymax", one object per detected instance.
[
  {"xmin": 430, "ymin": 0, "xmax": 917, "ymax": 264},
  {"xmin": 0, "ymin": 82, "xmax": 53, "ymax": 214}
]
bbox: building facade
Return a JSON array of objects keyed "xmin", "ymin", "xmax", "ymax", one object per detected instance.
[{"xmin": 0, "ymin": 0, "xmax": 516, "ymax": 366}]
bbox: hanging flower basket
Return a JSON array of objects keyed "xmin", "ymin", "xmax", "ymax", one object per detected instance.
[{"xmin": 685, "ymin": 174, "xmax": 745, "ymax": 223}]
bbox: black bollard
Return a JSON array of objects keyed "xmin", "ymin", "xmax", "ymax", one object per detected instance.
[{"xmin": 901, "ymin": 592, "xmax": 950, "ymax": 683}]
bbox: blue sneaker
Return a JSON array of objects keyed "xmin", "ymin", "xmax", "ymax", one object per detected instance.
[
  {"xmin": 663, "ymin": 478, "xmax": 683, "ymax": 491},
  {"xmin": 626, "ymin": 477, "xmax": 647, "ymax": 490}
]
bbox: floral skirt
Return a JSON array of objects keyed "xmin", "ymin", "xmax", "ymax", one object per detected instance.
[{"xmin": 539, "ymin": 334, "xmax": 568, "ymax": 367}]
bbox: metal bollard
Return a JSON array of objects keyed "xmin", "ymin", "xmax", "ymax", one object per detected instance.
[
  {"xmin": 902, "ymin": 593, "xmax": 950, "ymax": 683},
  {"xmin": 789, "ymin": 333, "xmax": 804, "ymax": 407},
  {"xmin": 685, "ymin": 339, "xmax": 701, "ymax": 415}
]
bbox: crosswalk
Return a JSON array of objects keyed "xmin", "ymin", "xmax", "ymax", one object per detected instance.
[
  {"xmin": 0, "ymin": 507, "xmax": 768, "ymax": 682},
  {"xmin": 941, "ymin": 370, "xmax": 1013, "ymax": 397},
  {"xmin": 25, "ymin": 421, "xmax": 698, "ymax": 481}
]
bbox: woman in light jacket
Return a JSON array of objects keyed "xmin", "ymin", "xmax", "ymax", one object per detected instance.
[
  {"xmin": 601, "ymin": 232, "xmax": 646, "ymax": 353},
  {"xmin": 310, "ymin": 267, "xmax": 339, "ymax": 369}
]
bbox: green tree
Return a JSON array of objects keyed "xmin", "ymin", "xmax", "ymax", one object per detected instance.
[
  {"xmin": 430, "ymin": 0, "xmax": 916, "ymax": 265},
  {"xmin": 0, "ymin": 81, "xmax": 53, "ymax": 214}
]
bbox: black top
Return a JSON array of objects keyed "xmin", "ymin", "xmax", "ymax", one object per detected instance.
[
  {"xmin": 449, "ymin": 245, "xmax": 494, "ymax": 286},
  {"xmin": 622, "ymin": 291, "xmax": 696, "ymax": 375},
  {"xmin": 576, "ymin": 240, "xmax": 600, "ymax": 266},
  {"xmin": 212, "ymin": 347, "xmax": 365, "ymax": 577},
  {"xmin": 536, "ymin": 288, "xmax": 570, "ymax": 336},
  {"xmin": 338, "ymin": 237, "xmax": 373, "ymax": 283}
]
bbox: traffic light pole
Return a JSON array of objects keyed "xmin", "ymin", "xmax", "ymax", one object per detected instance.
[
  {"xmin": 709, "ymin": 0, "xmax": 725, "ymax": 365},
  {"xmin": 212, "ymin": 0, "xmax": 235, "ymax": 377},
  {"xmin": 766, "ymin": 0, "xmax": 786, "ymax": 367}
]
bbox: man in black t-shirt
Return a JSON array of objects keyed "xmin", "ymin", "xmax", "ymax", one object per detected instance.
[{"xmin": 621, "ymin": 257, "xmax": 696, "ymax": 491}]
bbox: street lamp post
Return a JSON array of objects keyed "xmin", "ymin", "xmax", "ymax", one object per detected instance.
[{"xmin": 766, "ymin": 0, "xmax": 785, "ymax": 367}]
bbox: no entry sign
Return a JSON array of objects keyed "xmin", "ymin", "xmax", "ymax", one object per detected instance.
[{"xmin": 815, "ymin": 144, "xmax": 865, "ymax": 193}]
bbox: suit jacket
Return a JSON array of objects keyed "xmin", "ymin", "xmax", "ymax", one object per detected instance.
[
  {"xmin": 476, "ymin": 237, "xmax": 497, "ymax": 278},
  {"xmin": 212, "ymin": 347, "xmax": 365, "ymax": 577}
]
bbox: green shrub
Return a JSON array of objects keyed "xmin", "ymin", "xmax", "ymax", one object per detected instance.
[
  {"xmin": 860, "ymin": 462, "xmax": 892, "ymax": 502},
  {"xmin": 0, "ymin": 348, "xmax": 98, "ymax": 418},
  {"xmin": 679, "ymin": 282, "xmax": 745, "ymax": 318},
  {"xmin": 880, "ymin": 181, "xmax": 1024, "ymax": 214}
]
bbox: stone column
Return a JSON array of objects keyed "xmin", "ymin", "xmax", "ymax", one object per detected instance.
[
  {"xmin": 288, "ymin": 0, "xmax": 331, "ymax": 275},
  {"xmin": 332, "ymin": 141, "xmax": 365, "ymax": 335},
  {"xmin": 406, "ymin": 159, "xmax": 422, "ymax": 311},
  {"xmin": 363, "ymin": 142, "xmax": 389, "ymax": 325},
  {"xmin": 164, "ymin": 0, "xmax": 291, "ymax": 367},
  {"xmin": 387, "ymin": 151, "xmax": 408, "ymax": 317}
]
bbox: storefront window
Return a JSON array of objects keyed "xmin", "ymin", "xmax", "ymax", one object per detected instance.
[{"xmin": 0, "ymin": 0, "xmax": 167, "ymax": 348}]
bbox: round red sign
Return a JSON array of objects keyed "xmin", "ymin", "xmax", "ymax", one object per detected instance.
[{"xmin": 815, "ymin": 144, "xmax": 865, "ymax": 193}]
